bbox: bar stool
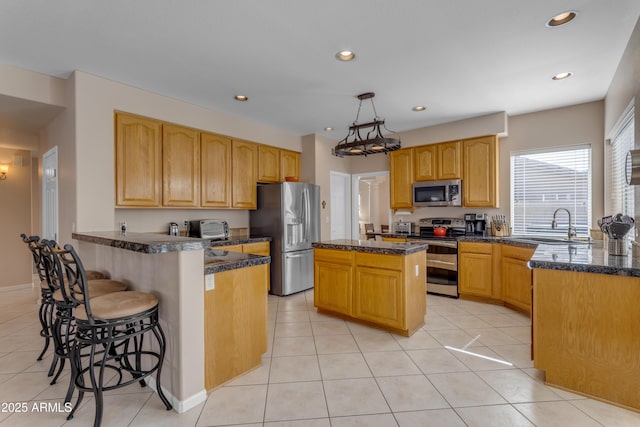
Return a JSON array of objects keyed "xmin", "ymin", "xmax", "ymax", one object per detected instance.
[
  {"xmin": 39, "ymin": 240, "xmax": 128, "ymax": 403},
  {"xmin": 50, "ymin": 243, "xmax": 172, "ymax": 427},
  {"xmin": 20, "ymin": 234, "xmax": 109, "ymax": 375}
]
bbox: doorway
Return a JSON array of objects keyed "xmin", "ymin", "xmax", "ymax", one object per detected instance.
[
  {"xmin": 42, "ymin": 146, "xmax": 58, "ymax": 241},
  {"xmin": 352, "ymin": 171, "xmax": 391, "ymax": 239}
]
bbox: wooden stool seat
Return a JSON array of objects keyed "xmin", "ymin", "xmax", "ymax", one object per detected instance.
[
  {"xmin": 85, "ymin": 270, "xmax": 108, "ymax": 280},
  {"xmin": 75, "ymin": 291, "xmax": 158, "ymax": 321}
]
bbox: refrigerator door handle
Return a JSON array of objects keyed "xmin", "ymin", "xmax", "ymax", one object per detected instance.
[{"xmin": 303, "ymin": 186, "xmax": 310, "ymax": 244}]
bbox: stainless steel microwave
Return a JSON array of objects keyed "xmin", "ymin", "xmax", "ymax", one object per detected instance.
[{"xmin": 413, "ymin": 179, "xmax": 462, "ymax": 207}]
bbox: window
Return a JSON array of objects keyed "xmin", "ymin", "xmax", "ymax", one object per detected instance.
[
  {"xmin": 607, "ymin": 104, "xmax": 634, "ymax": 217},
  {"xmin": 511, "ymin": 145, "xmax": 592, "ymax": 237}
]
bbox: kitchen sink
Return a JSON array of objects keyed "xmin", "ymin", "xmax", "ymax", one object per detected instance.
[{"xmin": 506, "ymin": 236, "xmax": 591, "ymax": 245}]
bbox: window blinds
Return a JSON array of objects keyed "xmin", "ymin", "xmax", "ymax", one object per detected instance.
[
  {"xmin": 511, "ymin": 146, "xmax": 592, "ymax": 237},
  {"xmin": 608, "ymin": 106, "xmax": 634, "ymax": 217}
]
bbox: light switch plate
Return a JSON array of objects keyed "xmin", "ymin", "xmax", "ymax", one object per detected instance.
[{"xmin": 205, "ymin": 274, "xmax": 215, "ymax": 290}]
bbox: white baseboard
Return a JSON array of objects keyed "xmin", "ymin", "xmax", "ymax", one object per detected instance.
[
  {"xmin": 146, "ymin": 376, "xmax": 207, "ymax": 414},
  {"xmin": 0, "ymin": 282, "xmax": 34, "ymax": 292}
]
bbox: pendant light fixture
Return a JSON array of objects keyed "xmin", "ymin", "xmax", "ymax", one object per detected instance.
[{"xmin": 332, "ymin": 92, "xmax": 401, "ymax": 157}]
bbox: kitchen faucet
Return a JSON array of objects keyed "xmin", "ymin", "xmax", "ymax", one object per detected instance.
[{"xmin": 552, "ymin": 208, "xmax": 576, "ymax": 240}]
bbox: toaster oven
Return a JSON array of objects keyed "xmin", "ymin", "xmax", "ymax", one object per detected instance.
[{"xmin": 188, "ymin": 219, "xmax": 229, "ymax": 240}]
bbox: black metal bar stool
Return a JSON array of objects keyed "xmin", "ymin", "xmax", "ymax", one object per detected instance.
[
  {"xmin": 39, "ymin": 239, "xmax": 128, "ymax": 403},
  {"xmin": 50, "ymin": 243, "xmax": 172, "ymax": 427},
  {"xmin": 21, "ymin": 233, "xmax": 110, "ymax": 371}
]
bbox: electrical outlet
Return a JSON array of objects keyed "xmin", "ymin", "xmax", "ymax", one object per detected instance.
[
  {"xmin": 183, "ymin": 219, "xmax": 189, "ymax": 229},
  {"xmin": 205, "ymin": 274, "xmax": 215, "ymax": 290},
  {"xmin": 120, "ymin": 221, "xmax": 127, "ymax": 233}
]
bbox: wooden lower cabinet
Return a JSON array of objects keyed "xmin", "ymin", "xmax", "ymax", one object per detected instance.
[
  {"xmin": 314, "ymin": 249, "xmax": 353, "ymax": 316},
  {"xmin": 353, "ymin": 259, "xmax": 404, "ymax": 330},
  {"xmin": 533, "ymin": 268, "xmax": 640, "ymax": 411},
  {"xmin": 211, "ymin": 241, "xmax": 271, "ymax": 290},
  {"xmin": 314, "ymin": 248, "xmax": 426, "ymax": 336},
  {"xmin": 204, "ymin": 264, "xmax": 268, "ymax": 390},
  {"xmin": 458, "ymin": 242, "xmax": 494, "ymax": 298},
  {"xmin": 501, "ymin": 245, "xmax": 535, "ymax": 313}
]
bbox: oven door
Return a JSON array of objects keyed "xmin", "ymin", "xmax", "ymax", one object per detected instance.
[{"xmin": 426, "ymin": 242, "xmax": 458, "ymax": 297}]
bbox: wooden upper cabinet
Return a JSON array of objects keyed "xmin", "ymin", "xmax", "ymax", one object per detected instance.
[
  {"xmin": 280, "ymin": 149, "xmax": 300, "ymax": 180},
  {"xmin": 414, "ymin": 141, "xmax": 461, "ymax": 181},
  {"xmin": 413, "ymin": 145, "xmax": 437, "ymax": 181},
  {"xmin": 463, "ymin": 135, "xmax": 499, "ymax": 208},
  {"xmin": 115, "ymin": 112, "xmax": 162, "ymax": 207},
  {"xmin": 389, "ymin": 148, "xmax": 414, "ymax": 209},
  {"xmin": 162, "ymin": 124, "xmax": 199, "ymax": 207},
  {"xmin": 258, "ymin": 145, "xmax": 280, "ymax": 183},
  {"xmin": 437, "ymin": 141, "xmax": 462, "ymax": 180},
  {"xmin": 232, "ymin": 139, "xmax": 258, "ymax": 209},
  {"xmin": 201, "ymin": 132, "xmax": 232, "ymax": 208}
]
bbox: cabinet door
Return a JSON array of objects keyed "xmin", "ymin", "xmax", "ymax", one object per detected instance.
[
  {"xmin": 115, "ymin": 113, "xmax": 162, "ymax": 207},
  {"xmin": 458, "ymin": 242, "xmax": 493, "ymax": 297},
  {"xmin": 280, "ymin": 149, "xmax": 300, "ymax": 180},
  {"xmin": 463, "ymin": 135, "xmax": 499, "ymax": 207},
  {"xmin": 242, "ymin": 241, "xmax": 270, "ymax": 256},
  {"xmin": 389, "ymin": 149, "xmax": 414, "ymax": 209},
  {"xmin": 258, "ymin": 145, "xmax": 280, "ymax": 183},
  {"xmin": 314, "ymin": 261, "xmax": 352, "ymax": 315},
  {"xmin": 204, "ymin": 264, "xmax": 267, "ymax": 390},
  {"xmin": 231, "ymin": 140, "xmax": 258, "ymax": 209},
  {"xmin": 501, "ymin": 245, "xmax": 535, "ymax": 313},
  {"xmin": 414, "ymin": 145, "xmax": 437, "ymax": 181},
  {"xmin": 437, "ymin": 141, "xmax": 462, "ymax": 180},
  {"xmin": 501, "ymin": 257, "xmax": 533, "ymax": 312},
  {"xmin": 163, "ymin": 124, "xmax": 199, "ymax": 207},
  {"xmin": 353, "ymin": 267, "xmax": 404, "ymax": 329},
  {"xmin": 201, "ymin": 132, "xmax": 232, "ymax": 208}
]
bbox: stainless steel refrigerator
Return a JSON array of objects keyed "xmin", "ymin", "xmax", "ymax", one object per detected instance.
[{"xmin": 250, "ymin": 182, "xmax": 320, "ymax": 296}]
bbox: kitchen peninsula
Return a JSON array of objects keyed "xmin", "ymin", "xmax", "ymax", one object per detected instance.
[
  {"xmin": 312, "ymin": 239, "xmax": 428, "ymax": 336},
  {"xmin": 527, "ymin": 241, "xmax": 640, "ymax": 412},
  {"xmin": 72, "ymin": 231, "xmax": 270, "ymax": 413}
]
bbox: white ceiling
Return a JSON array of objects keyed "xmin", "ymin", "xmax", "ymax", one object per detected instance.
[{"xmin": 0, "ymin": 1, "xmax": 639, "ymax": 137}]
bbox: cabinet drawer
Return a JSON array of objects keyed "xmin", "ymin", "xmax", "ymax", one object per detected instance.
[
  {"xmin": 501, "ymin": 244, "xmax": 535, "ymax": 261},
  {"xmin": 355, "ymin": 252, "xmax": 403, "ymax": 270},
  {"xmin": 314, "ymin": 248, "xmax": 354, "ymax": 265},
  {"xmin": 243, "ymin": 241, "xmax": 270, "ymax": 256},
  {"xmin": 459, "ymin": 242, "xmax": 493, "ymax": 254}
]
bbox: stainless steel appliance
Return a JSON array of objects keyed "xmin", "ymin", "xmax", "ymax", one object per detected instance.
[
  {"xmin": 393, "ymin": 221, "xmax": 414, "ymax": 234},
  {"xmin": 250, "ymin": 182, "xmax": 320, "ymax": 296},
  {"xmin": 415, "ymin": 217, "xmax": 466, "ymax": 297},
  {"xmin": 464, "ymin": 213, "xmax": 487, "ymax": 235},
  {"xmin": 188, "ymin": 219, "xmax": 229, "ymax": 240},
  {"xmin": 413, "ymin": 179, "xmax": 462, "ymax": 207},
  {"xmin": 169, "ymin": 222, "xmax": 179, "ymax": 236}
]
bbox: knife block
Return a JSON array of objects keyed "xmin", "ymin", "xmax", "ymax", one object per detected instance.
[{"xmin": 491, "ymin": 222, "xmax": 511, "ymax": 237}]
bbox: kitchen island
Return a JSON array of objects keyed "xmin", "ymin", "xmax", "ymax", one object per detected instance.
[
  {"xmin": 312, "ymin": 239, "xmax": 428, "ymax": 336},
  {"xmin": 72, "ymin": 231, "xmax": 270, "ymax": 413}
]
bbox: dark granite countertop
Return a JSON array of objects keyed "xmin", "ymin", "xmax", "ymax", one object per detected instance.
[
  {"xmin": 313, "ymin": 239, "xmax": 429, "ymax": 255},
  {"xmin": 204, "ymin": 248, "xmax": 271, "ymax": 274},
  {"xmin": 457, "ymin": 235, "xmax": 640, "ymax": 277},
  {"xmin": 208, "ymin": 236, "xmax": 271, "ymax": 246},
  {"xmin": 73, "ymin": 231, "xmax": 212, "ymax": 254}
]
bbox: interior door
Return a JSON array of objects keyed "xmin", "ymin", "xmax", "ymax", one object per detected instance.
[{"xmin": 42, "ymin": 147, "xmax": 58, "ymax": 241}]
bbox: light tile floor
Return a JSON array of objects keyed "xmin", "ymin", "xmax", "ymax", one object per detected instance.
[{"xmin": 1, "ymin": 286, "xmax": 640, "ymax": 426}]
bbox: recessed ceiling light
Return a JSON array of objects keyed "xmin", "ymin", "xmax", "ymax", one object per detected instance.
[
  {"xmin": 413, "ymin": 106, "xmax": 426, "ymax": 112},
  {"xmin": 335, "ymin": 50, "xmax": 356, "ymax": 61},
  {"xmin": 546, "ymin": 11, "xmax": 578, "ymax": 27},
  {"xmin": 324, "ymin": 127, "xmax": 334, "ymax": 131},
  {"xmin": 234, "ymin": 95, "xmax": 248, "ymax": 101},
  {"xmin": 552, "ymin": 72, "xmax": 573, "ymax": 80}
]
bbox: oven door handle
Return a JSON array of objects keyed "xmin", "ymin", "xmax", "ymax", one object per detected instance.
[
  {"xmin": 424, "ymin": 241, "xmax": 458, "ymax": 249},
  {"xmin": 427, "ymin": 259, "xmax": 457, "ymax": 269}
]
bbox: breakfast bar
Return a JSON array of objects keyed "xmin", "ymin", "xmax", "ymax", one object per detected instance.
[
  {"xmin": 312, "ymin": 239, "xmax": 428, "ymax": 336},
  {"xmin": 72, "ymin": 231, "xmax": 270, "ymax": 413}
]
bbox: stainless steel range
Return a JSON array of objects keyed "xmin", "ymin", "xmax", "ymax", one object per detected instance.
[{"xmin": 416, "ymin": 218, "xmax": 466, "ymax": 298}]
